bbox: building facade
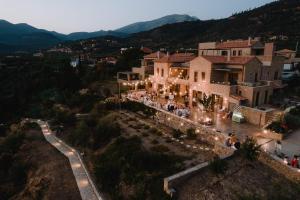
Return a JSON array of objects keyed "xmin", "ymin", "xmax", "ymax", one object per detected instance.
[{"xmin": 148, "ymin": 38, "xmax": 285, "ymax": 111}]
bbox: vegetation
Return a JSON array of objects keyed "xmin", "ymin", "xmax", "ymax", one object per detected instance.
[
  {"xmin": 172, "ymin": 129, "xmax": 183, "ymax": 139},
  {"xmin": 68, "ymin": 113, "xmax": 120, "ymax": 149},
  {"xmin": 122, "ymin": 100, "xmax": 156, "ymax": 117},
  {"xmin": 198, "ymin": 93, "xmax": 215, "ymax": 112},
  {"xmin": 94, "ymin": 136, "xmax": 184, "ymax": 200},
  {"xmin": 266, "ymin": 121, "xmax": 287, "ymax": 134},
  {"xmin": 0, "ymin": 125, "xmax": 28, "ymax": 199},
  {"xmin": 209, "ymin": 156, "xmax": 228, "ymax": 174},
  {"xmin": 239, "ymin": 137, "xmax": 261, "ymax": 161},
  {"xmin": 186, "ymin": 128, "xmax": 197, "ymax": 140}
]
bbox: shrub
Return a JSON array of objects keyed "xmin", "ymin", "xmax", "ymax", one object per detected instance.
[
  {"xmin": 186, "ymin": 128, "xmax": 197, "ymax": 140},
  {"xmin": 54, "ymin": 110, "xmax": 76, "ymax": 125},
  {"xmin": 240, "ymin": 137, "xmax": 261, "ymax": 161},
  {"xmin": 209, "ymin": 156, "xmax": 228, "ymax": 174},
  {"xmin": 172, "ymin": 129, "xmax": 183, "ymax": 139},
  {"xmin": 93, "ymin": 136, "xmax": 184, "ymax": 199},
  {"xmin": 122, "ymin": 100, "xmax": 156, "ymax": 117},
  {"xmin": 150, "ymin": 145, "xmax": 170, "ymax": 153},
  {"xmin": 69, "ymin": 121, "xmax": 90, "ymax": 147},
  {"xmin": 90, "ymin": 101, "xmax": 108, "ymax": 118},
  {"xmin": 151, "ymin": 139, "xmax": 159, "ymax": 145},
  {"xmin": 0, "ymin": 132, "xmax": 25, "ymax": 154},
  {"xmin": 105, "ymin": 97, "xmax": 120, "ymax": 110},
  {"xmin": 266, "ymin": 121, "xmax": 286, "ymax": 134},
  {"xmin": 284, "ymin": 113, "xmax": 300, "ymax": 130},
  {"xmin": 144, "ymin": 125, "xmax": 150, "ymax": 130},
  {"xmin": 92, "ymin": 114, "xmax": 120, "ymax": 149}
]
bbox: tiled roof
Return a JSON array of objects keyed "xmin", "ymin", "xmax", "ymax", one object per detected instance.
[
  {"xmin": 144, "ymin": 51, "xmax": 166, "ymax": 59},
  {"xmin": 216, "ymin": 40, "xmax": 257, "ymax": 49},
  {"xmin": 141, "ymin": 47, "xmax": 153, "ymax": 54},
  {"xmin": 202, "ymin": 56, "xmax": 258, "ymax": 65},
  {"xmin": 155, "ymin": 53, "xmax": 196, "ymax": 63},
  {"xmin": 275, "ymin": 49, "xmax": 296, "ymax": 53}
]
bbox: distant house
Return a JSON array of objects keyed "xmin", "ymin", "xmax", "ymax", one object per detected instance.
[
  {"xmin": 70, "ymin": 58, "xmax": 80, "ymax": 68},
  {"xmin": 99, "ymin": 57, "xmax": 117, "ymax": 65},
  {"xmin": 33, "ymin": 52, "xmax": 44, "ymax": 57},
  {"xmin": 141, "ymin": 46, "xmax": 153, "ymax": 54},
  {"xmin": 275, "ymin": 49, "xmax": 300, "ymax": 80},
  {"xmin": 47, "ymin": 47, "xmax": 72, "ymax": 54}
]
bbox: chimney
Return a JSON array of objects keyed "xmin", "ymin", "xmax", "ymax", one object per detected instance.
[
  {"xmin": 167, "ymin": 52, "xmax": 170, "ymax": 57},
  {"xmin": 248, "ymin": 37, "xmax": 251, "ymax": 45},
  {"xmin": 264, "ymin": 43, "xmax": 275, "ymax": 56},
  {"xmin": 157, "ymin": 51, "xmax": 160, "ymax": 59},
  {"xmin": 227, "ymin": 50, "xmax": 231, "ymax": 61}
]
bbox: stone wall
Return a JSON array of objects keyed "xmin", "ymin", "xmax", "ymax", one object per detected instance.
[
  {"xmin": 259, "ymin": 153, "xmax": 300, "ymax": 182},
  {"xmin": 238, "ymin": 106, "xmax": 277, "ymax": 127},
  {"xmin": 155, "ymin": 109, "xmax": 232, "ymax": 156}
]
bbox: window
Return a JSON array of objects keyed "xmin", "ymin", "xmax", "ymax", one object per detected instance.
[
  {"xmin": 194, "ymin": 71, "xmax": 198, "ymax": 82},
  {"xmin": 202, "ymin": 72, "xmax": 206, "ymax": 81},
  {"xmin": 161, "ymin": 69, "xmax": 164, "ymax": 77},
  {"xmin": 274, "ymin": 71, "xmax": 279, "ymax": 80},
  {"xmin": 233, "ymin": 50, "xmax": 236, "ymax": 56},
  {"xmin": 221, "ymin": 51, "xmax": 228, "ymax": 56},
  {"xmin": 238, "ymin": 50, "xmax": 242, "ymax": 56},
  {"xmin": 156, "ymin": 68, "xmax": 159, "ymax": 76},
  {"xmin": 255, "ymin": 73, "xmax": 258, "ymax": 82}
]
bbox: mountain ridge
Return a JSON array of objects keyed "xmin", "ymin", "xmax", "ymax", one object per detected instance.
[{"xmin": 0, "ymin": 14, "xmax": 198, "ymax": 52}]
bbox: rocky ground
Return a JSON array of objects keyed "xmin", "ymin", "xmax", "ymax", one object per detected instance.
[
  {"xmin": 176, "ymin": 154, "xmax": 300, "ymax": 200},
  {"xmin": 6, "ymin": 127, "xmax": 81, "ymax": 200}
]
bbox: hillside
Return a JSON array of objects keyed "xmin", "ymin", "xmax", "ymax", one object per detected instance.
[
  {"xmin": 126, "ymin": 0, "xmax": 300, "ymax": 50},
  {"xmin": 0, "ymin": 14, "xmax": 198, "ymax": 53},
  {"xmin": 115, "ymin": 14, "xmax": 198, "ymax": 34}
]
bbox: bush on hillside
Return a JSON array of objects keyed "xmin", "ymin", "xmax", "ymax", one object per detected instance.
[
  {"xmin": 239, "ymin": 137, "xmax": 261, "ymax": 161},
  {"xmin": 94, "ymin": 136, "xmax": 184, "ymax": 199},
  {"xmin": 186, "ymin": 128, "xmax": 197, "ymax": 140},
  {"xmin": 92, "ymin": 114, "xmax": 120, "ymax": 149},
  {"xmin": 172, "ymin": 129, "xmax": 183, "ymax": 139},
  {"xmin": 69, "ymin": 121, "xmax": 90, "ymax": 147},
  {"xmin": 209, "ymin": 156, "xmax": 228, "ymax": 174}
]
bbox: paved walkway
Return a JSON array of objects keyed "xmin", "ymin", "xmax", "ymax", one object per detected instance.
[{"xmin": 32, "ymin": 119, "xmax": 103, "ymax": 200}]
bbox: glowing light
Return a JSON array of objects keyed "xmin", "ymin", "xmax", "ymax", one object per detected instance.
[
  {"xmin": 263, "ymin": 130, "xmax": 268, "ymax": 134},
  {"xmin": 79, "ymin": 179, "xmax": 89, "ymax": 187},
  {"xmin": 196, "ymin": 129, "xmax": 200, "ymax": 133},
  {"xmin": 72, "ymin": 163, "xmax": 81, "ymax": 169},
  {"xmin": 180, "ymin": 122, "xmax": 184, "ymax": 126},
  {"xmin": 66, "ymin": 151, "xmax": 74, "ymax": 156},
  {"xmin": 167, "ymin": 117, "xmax": 171, "ymax": 121},
  {"xmin": 214, "ymin": 136, "xmax": 219, "ymax": 141},
  {"xmin": 53, "ymin": 142, "xmax": 61, "ymax": 147}
]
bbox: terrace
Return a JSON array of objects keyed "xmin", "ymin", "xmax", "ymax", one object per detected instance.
[{"xmin": 125, "ymin": 90, "xmax": 264, "ymax": 144}]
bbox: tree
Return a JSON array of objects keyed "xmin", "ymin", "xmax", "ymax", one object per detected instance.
[
  {"xmin": 198, "ymin": 93, "xmax": 215, "ymax": 112},
  {"xmin": 240, "ymin": 137, "xmax": 261, "ymax": 161}
]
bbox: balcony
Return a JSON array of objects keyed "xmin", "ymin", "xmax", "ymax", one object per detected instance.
[{"xmin": 167, "ymin": 77, "xmax": 189, "ymax": 85}]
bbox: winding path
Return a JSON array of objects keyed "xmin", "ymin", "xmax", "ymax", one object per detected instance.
[{"xmin": 31, "ymin": 119, "xmax": 103, "ymax": 200}]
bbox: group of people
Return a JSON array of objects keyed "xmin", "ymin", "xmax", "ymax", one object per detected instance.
[{"xmin": 225, "ymin": 133, "xmax": 241, "ymax": 150}]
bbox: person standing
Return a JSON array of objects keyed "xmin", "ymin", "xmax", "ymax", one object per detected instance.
[
  {"xmin": 291, "ymin": 155, "xmax": 299, "ymax": 168},
  {"xmin": 275, "ymin": 140, "xmax": 282, "ymax": 155}
]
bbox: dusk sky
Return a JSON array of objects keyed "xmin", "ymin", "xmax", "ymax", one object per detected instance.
[{"xmin": 1, "ymin": 0, "xmax": 274, "ymax": 34}]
